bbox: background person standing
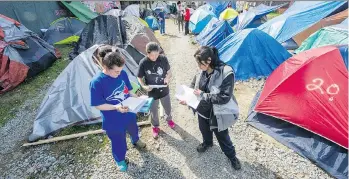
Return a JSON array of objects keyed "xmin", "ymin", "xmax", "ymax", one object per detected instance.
[
  {"xmin": 184, "ymin": 6, "xmax": 191, "ymax": 35},
  {"xmin": 157, "ymin": 8, "xmax": 166, "ymax": 35}
]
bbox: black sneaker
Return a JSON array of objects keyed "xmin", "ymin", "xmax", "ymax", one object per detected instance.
[
  {"xmin": 230, "ymin": 157, "xmax": 241, "ymax": 170},
  {"xmin": 196, "ymin": 143, "xmax": 213, "ymax": 153}
]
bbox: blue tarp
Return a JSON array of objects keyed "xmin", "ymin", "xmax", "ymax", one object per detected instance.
[
  {"xmin": 196, "ymin": 17, "xmax": 219, "ymax": 37},
  {"xmin": 258, "ymin": 1, "xmax": 346, "ymax": 43},
  {"xmin": 216, "ymin": 29, "xmax": 292, "ymax": 80},
  {"xmin": 189, "ymin": 8, "xmax": 216, "ymax": 34},
  {"xmin": 145, "ymin": 16, "xmax": 159, "ymax": 31},
  {"xmin": 197, "ymin": 4, "xmax": 215, "ymax": 12},
  {"xmin": 247, "ymin": 92, "xmax": 348, "ymax": 179},
  {"xmin": 196, "ymin": 18, "xmax": 233, "ymax": 47},
  {"xmin": 209, "ymin": 1, "xmax": 231, "ymax": 17},
  {"xmin": 235, "ymin": 3, "xmax": 287, "ymax": 30}
]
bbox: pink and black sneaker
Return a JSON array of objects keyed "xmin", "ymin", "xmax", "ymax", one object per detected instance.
[
  {"xmin": 167, "ymin": 120, "xmax": 176, "ymax": 129},
  {"xmin": 152, "ymin": 127, "xmax": 160, "ymax": 138}
]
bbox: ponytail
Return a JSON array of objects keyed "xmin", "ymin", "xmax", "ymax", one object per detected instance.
[
  {"xmin": 194, "ymin": 46, "xmax": 224, "ymax": 69},
  {"xmin": 210, "ymin": 46, "xmax": 224, "ymax": 69}
]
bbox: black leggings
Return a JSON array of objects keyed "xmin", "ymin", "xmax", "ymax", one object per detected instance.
[
  {"xmin": 198, "ymin": 115, "xmax": 236, "ymax": 160},
  {"xmin": 185, "ymin": 21, "xmax": 189, "ymax": 35}
]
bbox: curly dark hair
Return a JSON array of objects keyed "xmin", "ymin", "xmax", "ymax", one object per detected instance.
[{"xmin": 95, "ymin": 45, "xmax": 125, "ymax": 69}]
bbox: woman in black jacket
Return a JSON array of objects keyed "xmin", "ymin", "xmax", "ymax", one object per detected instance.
[{"xmin": 179, "ymin": 46, "xmax": 241, "ymax": 170}]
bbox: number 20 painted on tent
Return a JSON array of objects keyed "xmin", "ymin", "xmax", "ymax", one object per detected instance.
[{"xmin": 306, "ymin": 78, "xmax": 339, "ymax": 101}]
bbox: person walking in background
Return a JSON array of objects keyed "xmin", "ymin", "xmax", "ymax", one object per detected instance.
[
  {"xmin": 184, "ymin": 6, "xmax": 191, "ymax": 35},
  {"xmin": 176, "ymin": 1, "xmax": 183, "ymax": 31},
  {"xmin": 179, "ymin": 46, "xmax": 242, "ymax": 170},
  {"xmin": 177, "ymin": 8, "xmax": 184, "ymax": 33},
  {"xmin": 137, "ymin": 42, "xmax": 175, "ymax": 139},
  {"xmin": 90, "ymin": 45, "xmax": 146, "ymax": 172},
  {"xmin": 158, "ymin": 8, "xmax": 166, "ymax": 35}
]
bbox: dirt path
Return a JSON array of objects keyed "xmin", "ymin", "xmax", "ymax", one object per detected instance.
[
  {"xmin": 91, "ymin": 20, "xmax": 331, "ymax": 179},
  {"xmin": 0, "ymin": 19, "xmax": 332, "ymax": 179}
]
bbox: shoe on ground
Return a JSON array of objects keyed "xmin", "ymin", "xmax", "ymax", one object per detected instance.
[
  {"xmin": 167, "ymin": 120, "xmax": 176, "ymax": 129},
  {"xmin": 152, "ymin": 127, "xmax": 160, "ymax": 139},
  {"xmin": 116, "ymin": 160, "xmax": 128, "ymax": 172},
  {"xmin": 196, "ymin": 142, "xmax": 213, "ymax": 153},
  {"xmin": 134, "ymin": 139, "xmax": 146, "ymax": 149},
  {"xmin": 230, "ymin": 156, "xmax": 242, "ymax": 170}
]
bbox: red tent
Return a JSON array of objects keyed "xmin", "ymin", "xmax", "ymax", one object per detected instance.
[
  {"xmin": 0, "ymin": 14, "xmax": 58, "ymax": 94},
  {"xmin": 255, "ymin": 46, "xmax": 348, "ymax": 149}
]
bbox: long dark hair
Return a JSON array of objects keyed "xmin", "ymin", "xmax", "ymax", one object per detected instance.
[{"xmin": 194, "ymin": 46, "xmax": 225, "ymax": 70}]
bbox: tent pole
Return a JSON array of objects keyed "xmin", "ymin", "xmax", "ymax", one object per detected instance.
[{"xmin": 23, "ymin": 121, "xmax": 151, "ymax": 147}]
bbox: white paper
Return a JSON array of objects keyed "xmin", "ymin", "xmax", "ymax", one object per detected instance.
[
  {"xmin": 175, "ymin": 85, "xmax": 200, "ymax": 109},
  {"xmin": 121, "ymin": 97, "xmax": 148, "ymax": 113},
  {"xmin": 148, "ymin": 85, "xmax": 168, "ymax": 89}
]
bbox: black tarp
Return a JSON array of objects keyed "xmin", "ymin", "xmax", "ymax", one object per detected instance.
[
  {"xmin": 69, "ymin": 15, "xmax": 125, "ymax": 60},
  {"xmin": 247, "ymin": 91, "xmax": 348, "ymax": 179},
  {"xmin": 0, "ymin": 2, "xmax": 69, "ymax": 36},
  {"xmin": 17, "ymin": 36, "xmax": 57, "ymax": 78},
  {"xmin": 70, "ymin": 14, "xmax": 162, "ymax": 64},
  {"xmin": 125, "ymin": 45, "xmax": 145, "ymax": 64}
]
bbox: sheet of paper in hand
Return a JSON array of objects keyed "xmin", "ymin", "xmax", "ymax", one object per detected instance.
[
  {"xmin": 175, "ymin": 85, "xmax": 200, "ymax": 109},
  {"xmin": 121, "ymin": 97, "xmax": 148, "ymax": 113},
  {"xmin": 148, "ymin": 85, "xmax": 168, "ymax": 89}
]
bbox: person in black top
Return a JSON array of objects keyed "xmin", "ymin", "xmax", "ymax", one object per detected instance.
[
  {"xmin": 137, "ymin": 42, "xmax": 175, "ymax": 139},
  {"xmin": 179, "ymin": 46, "xmax": 241, "ymax": 170}
]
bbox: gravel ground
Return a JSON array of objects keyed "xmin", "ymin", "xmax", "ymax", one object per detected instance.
[{"xmin": 0, "ymin": 20, "xmax": 333, "ymax": 179}]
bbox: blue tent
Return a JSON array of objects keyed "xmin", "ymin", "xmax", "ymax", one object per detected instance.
[
  {"xmin": 235, "ymin": 3, "xmax": 288, "ymax": 30},
  {"xmin": 151, "ymin": 2, "xmax": 170, "ymax": 14},
  {"xmin": 197, "ymin": 4, "xmax": 215, "ymax": 12},
  {"xmin": 189, "ymin": 8, "xmax": 216, "ymax": 34},
  {"xmin": 258, "ymin": 1, "xmax": 346, "ymax": 43},
  {"xmin": 209, "ymin": 1, "xmax": 232, "ymax": 17},
  {"xmin": 216, "ymin": 29, "xmax": 292, "ymax": 80},
  {"xmin": 196, "ymin": 18, "xmax": 233, "ymax": 47},
  {"xmin": 145, "ymin": 16, "xmax": 159, "ymax": 30},
  {"xmin": 196, "ymin": 17, "xmax": 219, "ymax": 40}
]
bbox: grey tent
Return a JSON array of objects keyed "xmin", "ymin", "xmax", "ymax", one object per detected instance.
[
  {"xmin": 0, "ymin": 2, "xmax": 69, "ymax": 35},
  {"xmin": 28, "ymin": 45, "xmax": 139, "ymax": 142},
  {"xmin": 122, "ymin": 15, "xmax": 163, "ymax": 64},
  {"xmin": 104, "ymin": 9, "xmax": 123, "ymax": 17},
  {"xmin": 124, "ymin": 4, "xmax": 140, "ymax": 17}
]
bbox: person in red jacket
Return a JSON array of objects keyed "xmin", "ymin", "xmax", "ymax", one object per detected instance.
[{"xmin": 184, "ymin": 6, "xmax": 191, "ymax": 35}]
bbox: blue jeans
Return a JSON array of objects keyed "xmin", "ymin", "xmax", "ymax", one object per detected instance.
[
  {"xmin": 106, "ymin": 116, "xmax": 139, "ymax": 162},
  {"xmin": 159, "ymin": 20, "xmax": 165, "ymax": 34}
]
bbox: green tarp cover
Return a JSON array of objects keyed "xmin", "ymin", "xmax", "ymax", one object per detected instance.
[
  {"xmin": 61, "ymin": 1, "xmax": 97, "ymax": 23},
  {"xmin": 295, "ymin": 26, "xmax": 348, "ymax": 54}
]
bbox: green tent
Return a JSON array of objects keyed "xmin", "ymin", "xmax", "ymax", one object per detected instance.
[
  {"xmin": 61, "ymin": 1, "xmax": 98, "ymax": 23},
  {"xmin": 295, "ymin": 21, "xmax": 348, "ymax": 54},
  {"xmin": 43, "ymin": 17, "xmax": 86, "ymax": 45}
]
